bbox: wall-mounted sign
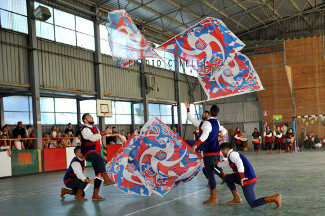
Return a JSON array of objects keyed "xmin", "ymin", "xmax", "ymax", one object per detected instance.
[{"xmin": 273, "ymin": 115, "xmax": 282, "ymax": 122}]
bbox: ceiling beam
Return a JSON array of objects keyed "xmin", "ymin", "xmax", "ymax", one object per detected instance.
[
  {"xmin": 201, "ymin": 0, "xmax": 249, "ymax": 31},
  {"xmin": 165, "ymin": 0, "xmax": 201, "ymax": 19},
  {"xmin": 127, "ymin": 0, "xmax": 157, "ymax": 13},
  {"xmin": 143, "ymin": 0, "xmax": 198, "ymax": 25},
  {"xmin": 232, "ymin": 0, "xmax": 266, "ymax": 26},
  {"xmin": 96, "ymin": 0, "xmax": 111, "ymax": 6},
  {"xmin": 290, "ymin": 0, "xmax": 313, "ymax": 27},
  {"xmin": 237, "ymin": 4, "xmax": 325, "ymax": 37},
  {"xmin": 124, "ymin": 0, "xmax": 189, "ymax": 29}
]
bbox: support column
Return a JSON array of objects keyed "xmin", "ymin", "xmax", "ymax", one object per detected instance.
[
  {"xmin": 140, "ymin": 59, "xmax": 149, "ymax": 122},
  {"xmin": 94, "ymin": 6, "xmax": 105, "ymax": 133},
  {"xmin": 131, "ymin": 102, "xmax": 135, "ymax": 132},
  {"xmin": 76, "ymin": 99, "xmax": 81, "ymax": 125},
  {"xmin": 174, "ymin": 56, "xmax": 182, "ymax": 136},
  {"xmin": 26, "ymin": 0, "xmax": 42, "ymax": 149},
  {"xmin": 0, "ymin": 97, "xmax": 4, "ymax": 127}
]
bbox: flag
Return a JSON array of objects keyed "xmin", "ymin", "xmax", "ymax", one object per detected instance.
[
  {"xmin": 157, "ymin": 17, "xmax": 245, "ymax": 74},
  {"xmin": 198, "ymin": 52, "xmax": 264, "ymax": 100},
  {"xmin": 106, "ymin": 10, "xmax": 156, "ymax": 67},
  {"xmin": 106, "ymin": 117, "xmax": 203, "ymax": 196}
]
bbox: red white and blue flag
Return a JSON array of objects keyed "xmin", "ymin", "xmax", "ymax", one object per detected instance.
[
  {"xmin": 106, "ymin": 10, "xmax": 156, "ymax": 67},
  {"xmin": 198, "ymin": 52, "xmax": 263, "ymax": 100},
  {"xmin": 157, "ymin": 17, "xmax": 263, "ymax": 100},
  {"xmin": 157, "ymin": 17, "xmax": 245, "ymax": 75},
  {"xmin": 106, "ymin": 117, "xmax": 203, "ymax": 196}
]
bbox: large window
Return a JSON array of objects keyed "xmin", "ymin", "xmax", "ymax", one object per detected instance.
[
  {"xmin": 3, "ymin": 96, "xmax": 33, "ymax": 125},
  {"xmin": 173, "ymin": 103, "xmax": 203, "ymax": 124},
  {"xmin": 80, "ymin": 100, "xmax": 98, "ymax": 125},
  {"xmin": 34, "ymin": 2, "xmax": 95, "ymax": 50},
  {"xmin": 100, "ymin": 24, "xmax": 112, "ymax": 55},
  {"xmin": 40, "ymin": 97, "xmax": 77, "ymax": 125},
  {"xmin": 134, "ymin": 103, "xmax": 144, "ymax": 125},
  {"xmin": 149, "ymin": 103, "xmax": 173, "ymax": 124},
  {"xmin": 105, "ymin": 101, "xmax": 132, "ymax": 125},
  {"xmin": 0, "ymin": 0, "xmax": 28, "ymax": 34}
]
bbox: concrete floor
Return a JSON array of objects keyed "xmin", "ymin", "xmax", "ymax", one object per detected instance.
[{"xmin": 1, "ymin": 150, "xmax": 325, "ymax": 216}]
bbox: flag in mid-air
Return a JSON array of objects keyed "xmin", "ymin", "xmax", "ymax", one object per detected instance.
[
  {"xmin": 157, "ymin": 17, "xmax": 245, "ymax": 74},
  {"xmin": 106, "ymin": 117, "xmax": 203, "ymax": 196},
  {"xmin": 106, "ymin": 10, "xmax": 156, "ymax": 67},
  {"xmin": 157, "ymin": 17, "xmax": 263, "ymax": 100},
  {"xmin": 198, "ymin": 52, "xmax": 263, "ymax": 100}
]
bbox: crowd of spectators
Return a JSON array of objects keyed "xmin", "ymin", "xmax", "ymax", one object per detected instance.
[{"xmin": 0, "ymin": 121, "xmax": 133, "ymax": 151}]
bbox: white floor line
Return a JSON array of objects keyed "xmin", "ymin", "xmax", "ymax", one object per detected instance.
[
  {"xmin": 125, "ymin": 158, "xmax": 292, "ymax": 216},
  {"xmin": 124, "ymin": 188, "xmax": 208, "ymax": 216}
]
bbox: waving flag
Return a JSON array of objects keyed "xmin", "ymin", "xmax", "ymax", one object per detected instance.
[
  {"xmin": 106, "ymin": 10, "xmax": 156, "ymax": 67},
  {"xmin": 198, "ymin": 52, "xmax": 263, "ymax": 100},
  {"xmin": 106, "ymin": 117, "xmax": 203, "ymax": 196},
  {"xmin": 157, "ymin": 17, "xmax": 245, "ymax": 74}
]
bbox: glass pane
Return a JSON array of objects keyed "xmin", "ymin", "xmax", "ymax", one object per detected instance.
[
  {"xmin": 77, "ymin": 33, "xmax": 94, "ymax": 50},
  {"xmin": 54, "ymin": 9, "xmax": 75, "ymax": 30},
  {"xmin": 115, "ymin": 102, "xmax": 131, "ymax": 114},
  {"xmin": 149, "ymin": 104, "xmax": 160, "ymax": 116},
  {"xmin": 116, "ymin": 115, "xmax": 131, "ymax": 124},
  {"xmin": 80, "ymin": 113, "xmax": 98, "ymax": 125},
  {"xmin": 40, "ymin": 97, "xmax": 54, "ymax": 112},
  {"xmin": 134, "ymin": 114, "xmax": 144, "ymax": 125},
  {"xmin": 173, "ymin": 106, "xmax": 178, "ymax": 124},
  {"xmin": 161, "ymin": 115, "xmax": 172, "ymax": 124},
  {"xmin": 181, "ymin": 103, "xmax": 188, "ymax": 114},
  {"xmin": 34, "ymin": 2, "xmax": 53, "ymax": 23},
  {"xmin": 29, "ymin": 96, "xmax": 33, "ymax": 112},
  {"xmin": 160, "ymin": 104, "xmax": 172, "ymax": 115},
  {"xmin": 36, "ymin": 21, "xmax": 54, "ymax": 40},
  {"xmin": 80, "ymin": 100, "xmax": 96, "ymax": 113},
  {"xmin": 55, "ymin": 113, "xmax": 77, "ymax": 124},
  {"xmin": 41, "ymin": 113, "xmax": 55, "ymax": 125},
  {"xmin": 76, "ymin": 16, "xmax": 94, "ymax": 36},
  {"xmin": 195, "ymin": 105, "xmax": 203, "ymax": 114},
  {"xmin": 55, "ymin": 98, "xmax": 76, "ymax": 112},
  {"xmin": 101, "ymin": 39, "xmax": 111, "ymax": 55},
  {"xmin": 182, "ymin": 113, "xmax": 188, "ymax": 124},
  {"xmin": 0, "ymin": 10, "xmax": 28, "ymax": 34},
  {"xmin": 3, "ymin": 96, "xmax": 29, "ymax": 111},
  {"xmin": 105, "ymin": 116, "xmax": 115, "ymax": 125},
  {"xmin": 4, "ymin": 112, "xmax": 30, "ymax": 125},
  {"xmin": 0, "ymin": 0, "xmax": 27, "ymax": 15},
  {"xmin": 99, "ymin": 24, "xmax": 107, "ymax": 40},
  {"xmin": 55, "ymin": 26, "xmax": 76, "ymax": 46}
]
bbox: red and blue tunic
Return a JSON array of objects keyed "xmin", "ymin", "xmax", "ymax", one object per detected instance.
[
  {"xmin": 228, "ymin": 149, "xmax": 257, "ymax": 185},
  {"xmin": 195, "ymin": 118, "xmax": 221, "ymax": 157},
  {"xmin": 81, "ymin": 125, "xmax": 102, "ymax": 159},
  {"xmin": 63, "ymin": 157, "xmax": 85, "ymax": 184}
]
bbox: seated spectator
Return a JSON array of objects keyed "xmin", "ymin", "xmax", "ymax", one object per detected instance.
[
  {"xmin": 106, "ymin": 126, "xmax": 118, "ymax": 144},
  {"xmin": 13, "ymin": 121, "xmax": 27, "ymax": 138},
  {"xmin": 126, "ymin": 132, "xmax": 131, "ymax": 140},
  {"xmin": 13, "ymin": 135, "xmax": 25, "ymax": 150},
  {"xmin": 72, "ymin": 134, "xmax": 81, "ymax": 147},
  {"xmin": 172, "ymin": 127, "xmax": 180, "ymax": 136},
  {"xmin": 51, "ymin": 125, "xmax": 57, "ymax": 138},
  {"xmin": 65, "ymin": 123, "xmax": 74, "ymax": 137},
  {"xmin": 116, "ymin": 130, "xmax": 127, "ymax": 144},
  {"xmin": 0, "ymin": 126, "xmax": 9, "ymax": 149},
  {"xmin": 62, "ymin": 134, "xmax": 72, "ymax": 147},
  {"xmin": 25, "ymin": 125, "xmax": 34, "ymax": 149},
  {"xmin": 43, "ymin": 134, "xmax": 51, "ymax": 149},
  {"xmin": 57, "ymin": 132, "xmax": 63, "ymax": 147}
]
